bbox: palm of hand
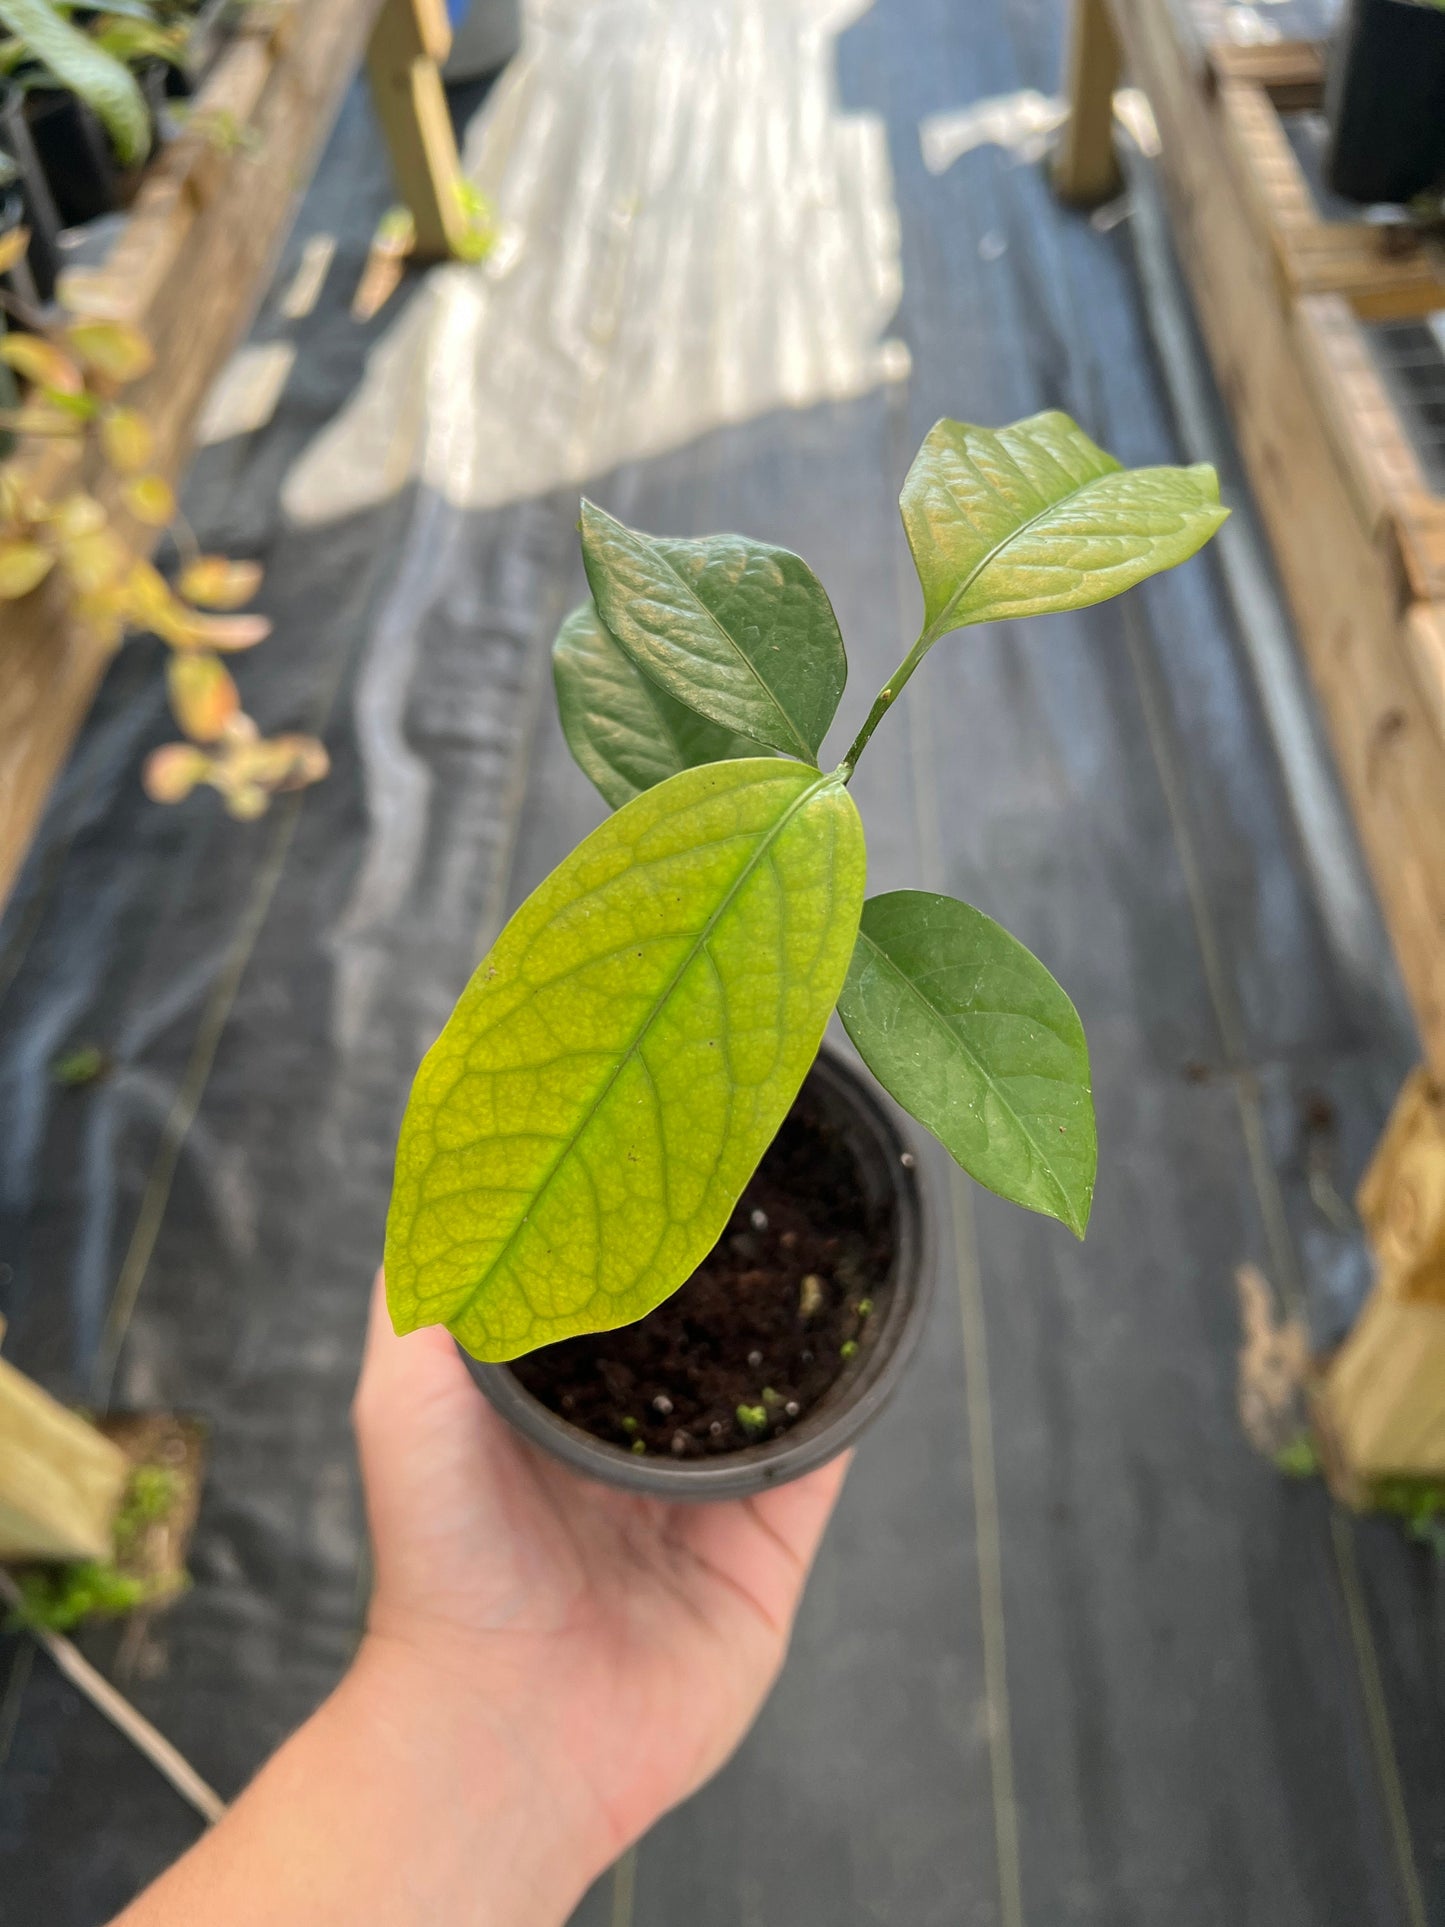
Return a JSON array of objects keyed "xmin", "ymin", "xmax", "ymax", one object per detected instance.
[{"xmin": 353, "ymin": 1277, "xmax": 846, "ymax": 1863}]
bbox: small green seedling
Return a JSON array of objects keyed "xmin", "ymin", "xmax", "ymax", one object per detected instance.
[{"xmin": 385, "ymin": 412, "xmax": 1227, "ymax": 1360}]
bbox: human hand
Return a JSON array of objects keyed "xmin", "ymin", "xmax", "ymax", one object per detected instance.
[{"xmin": 351, "ymin": 1269, "xmax": 847, "ymax": 1909}]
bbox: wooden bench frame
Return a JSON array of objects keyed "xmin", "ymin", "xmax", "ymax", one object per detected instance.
[
  {"xmin": 1057, "ymin": 0, "xmax": 1445, "ymax": 1495},
  {"xmin": 0, "ymin": 0, "xmax": 471, "ymax": 918}
]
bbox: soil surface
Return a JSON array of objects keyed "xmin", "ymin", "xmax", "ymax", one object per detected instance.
[{"xmin": 511, "ymin": 1088, "xmax": 897, "ymax": 1458}]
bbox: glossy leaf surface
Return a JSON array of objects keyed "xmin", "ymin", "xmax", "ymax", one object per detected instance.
[
  {"xmin": 553, "ymin": 599, "xmax": 762, "ymax": 809},
  {"xmin": 580, "ymin": 501, "xmax": 846, "ymax": 761},
  {"xmin": 386, "ymin": 759, "xmax": 866, "ymax": 1359},
  {"xmin": 902, "ymin": 411, "xmax": 1227, "ymax": 645},
  {"xmin": 838, "ymin": 890, "xmax": 1095, "ymax": 1236}
]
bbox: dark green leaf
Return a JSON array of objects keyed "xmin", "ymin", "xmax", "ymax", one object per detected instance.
[
  {"xmin": 579, "ymin": 500, "xmax": 846, "ymax": 761},
  {"xmin": 838, "ymin": 889, "xmax": 1096, "ymax": 1236},
  {"xmin": 552, "ymin": 599, "xmax": 763, "ymax": 810}
]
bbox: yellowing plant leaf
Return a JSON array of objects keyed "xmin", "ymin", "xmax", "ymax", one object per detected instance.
[
  {"xmin": 100, "ymin": 406, "xmax": 153, "ymax": 472},
  {"xmin": 0, "ymin": 225, "xmax": 31, "ymax": 275},
  {"xmin": 177, "ymin": 555, "xmax": 263, "ymax": 610},
  {"xmin": 167, "ymin": 651, "xmax": 239, "ymax": 742},
  {"xmin": 177, "ymin": 610, "xmax": 271, "ymax": 651},
  {"xmin": 142, "ymin": 743, "xmax": 211, "ymax": 802},
  {"xmin": 385, "ymin": 759, "xmax": 866, "ymax": 1359},
  {"xmin": 0, "ymin": 334, "xmax": 83, "ymax": 395},
  {"xmin": 0, "ymin": 539, "xmax": 54, "ymax": 599},
  {"xmin": 64, "ymin": 318, "xmax": 155, "ymax": 386},
  {"xmin": 902, "ymin": 412, "xmax": 1228, "ymax": 645},
  {"xmin": 121, "ymin": 473, "xmax": 175, "ymax": 527},
  {"xmin": 47, "ymin": 493, "xmax": 106, "ymax": 541},
  {"xmin": 60, "ymin": 526, "xmax": 128, "ymax": 595},
  {"xmin": 235, "ymin": 733, "xmax": 329, "ymax": 791},
  {"xmin": 0, "ymin": 404, "xmax": 85, "ymax": 438}
]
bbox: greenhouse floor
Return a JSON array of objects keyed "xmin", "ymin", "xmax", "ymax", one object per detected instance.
[{"xmin": 2, "ymin": 0, "xmax": 1442, "ymax": 1921}]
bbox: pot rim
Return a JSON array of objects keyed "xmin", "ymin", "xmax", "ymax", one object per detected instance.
[{"xmin": 469, "ymin": 1043, "xmax": 935, "ymax": 1501}]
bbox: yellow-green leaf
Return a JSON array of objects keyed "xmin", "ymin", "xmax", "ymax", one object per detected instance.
[
  {"xmin": 385, "ymin": 758, "xmax": 867, "ymax": 1360},
  {"xmin": 47, "ymin": 492, "xmax": 106, "ymax": 540},
  {"xmin": 167, "ymin": 650, "xmax": 239, "ymax": 742},
  {"xmin": 0, "ymin": 334, "xmax": 83, "ymax": 395},
  {"xmin": 59, "ymin": 526, "xmax": 128, "ymax": 594},
  {"xmin": 0, "ymin": 225, "xmax": 30, "ymax": 276},
  {"xmin": 0, "ymin": 539, "xmax": 53, "ymax": 599},
  {"xmin": 100, "ymin": 406, "xmax": 153, "ymax": 472},
  {"xmin": 64, "ymin": 318, "xmax": 155, "ymax": 385},
  {"xmin": 177, "ymin": 555, "xmax": 263, "ymax": 610},
  {"xmin": 902, "ymin": 411, "xmax": 1229, "ymax": 645},
  {"xmin": 121, "ymin": 473, "xmax": 175, "ymax": 527}
]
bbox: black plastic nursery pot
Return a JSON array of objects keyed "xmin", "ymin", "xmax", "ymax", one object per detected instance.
[
  {"xmin": 469, "ymin": 1047, "xmax": 933, "ymax": 1501},
  {"xmin": 0, "ymin": 84, "xmax": 60, "ymax": 300},
  {"xmin": 1324, "ymin": 0, "xmax": 1445, "ymax": 206},
  {"xmin": 22, "ymin": 60, "xmax": 166, "ymax": 230}
]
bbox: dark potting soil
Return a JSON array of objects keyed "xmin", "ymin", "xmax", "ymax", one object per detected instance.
[{"xmin": 511, "ymin": 1088, "xmax": 896, "ymax": 1459}]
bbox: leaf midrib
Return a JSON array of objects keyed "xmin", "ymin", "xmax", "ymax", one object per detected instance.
[
  {"xmin": 447, "ymin": 769, "xmax": 843, "ymax": 1329},
  {"xmin": 920, "ymin": 453, "xmax": 1118, "ymax": 645},
  {"xmin": 854, "ymin": 925, "xmax": 1083, "ymax": 1229}
]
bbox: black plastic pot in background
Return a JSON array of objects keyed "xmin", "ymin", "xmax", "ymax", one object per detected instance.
[
  {"xmin": 0, "ymin": 175, "xmax": 23, "ymax": 460},
  {"xmin": 1325, "ymin": 0, "xmax": 1445, "ymax": 205},
  {"xmin": 0, "ymin": 84, "xmax": 61, "ymax": 300},
  {"xmin": 469, "ymin": 1048, "xmax": 935, "ymax": 1501},
  {"xmin": 23, "ymin": 60, "xmax": 166, "ymax": 229}
]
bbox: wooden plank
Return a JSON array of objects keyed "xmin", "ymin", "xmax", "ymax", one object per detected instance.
[
  {"xmin": 0, "ymin": 1354, "xmax": 129, "ymax": 1563},
  {"xmin": 1108, "ymin": 0, "xmax": 1445, "ymax": 1075},
  {"xmin": 1214, "ymin": 75, "xmax": 1445, "ymax": 321},
  {"xmin": 1294, "ymin": 293, "xmax": 1427, "ymax": 542},
  {"xmin": 1404, "ymin": 603, "xmax": 1445, "ymax": 755},
  {"xmin": 1356, "ymin": 1068, "xmax": 1445, "ymax": 1305},
  {"xmin": 1320, "ymin": 1292, "xmax": 1445, "ymax": 1482},
  {"xmin": 1054, "ymin": 0, "xmax": 1123, "ymax": 207},
  {"xmin": 0, "ymin": 0, "xmax": 387, "ymax": 918},
  {"xmin": 366, "ymin": 0, "xmax": 470, "ymax": 261},
  {"xmin": 1209, "ymin": 37, "xmax": 1326, "ymax": 106}
]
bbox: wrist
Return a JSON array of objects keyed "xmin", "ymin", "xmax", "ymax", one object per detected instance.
[{"xmin": 335, "ymin": 1628, "xmax": 613, "ymax": 1921}]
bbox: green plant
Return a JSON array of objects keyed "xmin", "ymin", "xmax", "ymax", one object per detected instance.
[
  {"xmin": 0, "ymin": 310, "xmax": 328, "ymax": 816},
  {"xmin": 384, "ymin": 412, "xmax": 1227, "ymax": 1361},
  {"xmin": 0, "ymin": 0, "xmax": 152, "ymax": 165}
]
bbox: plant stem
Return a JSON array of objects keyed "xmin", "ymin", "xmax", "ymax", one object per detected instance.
[{"xmin": 837, "ymin": 630, "xmax": 931, "ymax": 782}]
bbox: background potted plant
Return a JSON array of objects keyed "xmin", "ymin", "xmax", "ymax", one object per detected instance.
[
  {"xmin": 384, "ymin": 410, "xmax": 1229, "ymax": 1496},
  {"xmin": 1324, "ymin": 0, "xmax": 1445, "ymax": 206},
  {"xmin": 0, "ymin": 0, "xmax": 181, "ymax": 226}
]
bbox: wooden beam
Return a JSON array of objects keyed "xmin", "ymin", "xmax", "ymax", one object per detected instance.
[
  {"xmin": 0, "ymin": 1352, "xmax": 129, "ymax": 1563},
  {"xmin": 0, "ymin": 0, "xmax": 388, "ymax": 919},
  {"xmin": 1054, "ymin": 0, "xmax": 1123, "ymax": 208},
  {"xmin": 1322, "ymin": 1074, "xmax": 1445, "ymax": 1482},
  {"xmin": 1320, "ymin": 1292, "xmax": 1445, "ymax": 1486},
  {"xmin": 1107, "ymin": 0, "xmax": 1445, "ymax": 1076},
  {"xmin": 366, "ymin": 0, "xmax": 470, "ymax": 262}
]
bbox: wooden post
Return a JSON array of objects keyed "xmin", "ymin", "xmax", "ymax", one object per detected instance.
[
  {"xmin": 366, "ymin": 0, "xmax": 471, "ymax": 261},
  {"xmin": 1054, "ymin": 0, "xmax": 1124, "ymax": 207},
  {"xmin": 0, "ymin": 1322, "xmax": 129, "ymax": 1563},
  {"xmin": 1319, "ymin": 1070, "xmax": 1445, "ymax": 1489}
]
